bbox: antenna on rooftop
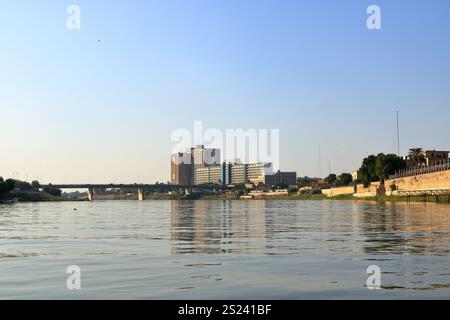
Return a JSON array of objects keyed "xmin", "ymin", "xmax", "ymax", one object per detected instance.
[
  {"xmin": 396, "ymin": 110, "xmax": 400, "ymax": 156},
  {"xmin": 318, "ymin": 144, "xmax": 321, "ymax": 178}
]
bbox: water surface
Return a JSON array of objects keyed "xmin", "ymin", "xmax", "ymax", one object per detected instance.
[{"xmin": 1, "ymin": 200, "xmax": 450, "ymax": 299}]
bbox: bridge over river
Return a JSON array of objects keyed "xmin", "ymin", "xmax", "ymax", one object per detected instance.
[{"xmin": 40, "ymin": 184, "xmax": 225, "ymax": 201}]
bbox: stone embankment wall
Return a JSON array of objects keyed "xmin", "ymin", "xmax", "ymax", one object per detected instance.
[
  {"xmin": 353, "ymin": 182, "xmax": 381, "ymax": 198},
  {"xmin": 386, "ymin": 170, "xmax": 450, "ymax": 191},
  {"xmin": 320, "ymin": 170, "xmax": 450, "ymax": 198},
  {"xmin": 321, "ymin": 186, "xmax": 355, "ymax": 197}
]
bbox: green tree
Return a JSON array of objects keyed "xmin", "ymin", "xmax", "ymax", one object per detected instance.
[
  {"xmin": 360, "ymin": 155, "xmax": 378, "ymax": 187},
  {"xmin": 0, "ymin": 178, "xmax": 15, "ymax": 196},
  {"xmin": 335, "ymin": 173, "xmax": 353, "ymax": 187},
  {"xmin": 297, "ymin": 176, "xmax": 311, "ymax": 189},
  {"xmin": 31, "ymin": 180, "xmax": 40, "ymax": 192},
  {"xmin": 360, "ymin": 153, "xmax": 406, "ymax": 187},
  {"xmin": 375, "ymin": 153, "xmax": 407, "ymax": 183},
  {"xmin": 324, "ymin": 174, "xmax": 337, "ymax": 185},
  {"xmin": 288, "ymin": 186, "xmax": 298, "ymax": 194},
  {"xmin": 14, "ymin": 180, "xmax": 31, "ymax": 192},
  {"xmin": 43, "ymin": 184, "xmax": 62, "ymax": 197}
]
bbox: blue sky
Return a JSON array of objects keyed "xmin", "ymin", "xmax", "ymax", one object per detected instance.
[{"xmin": 1, "ymin": 0, "xmax": 450, "ymax": 183}]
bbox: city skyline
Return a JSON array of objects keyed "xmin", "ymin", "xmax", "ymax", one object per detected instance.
[{"xmin": 2, "ymin": 1, "xmax": 450, "ymax": 184}]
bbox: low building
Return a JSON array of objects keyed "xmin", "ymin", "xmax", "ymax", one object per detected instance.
[
  {"xmin": 351, "ymin": 170, "xmax": 361, "ymax": 182},
  {"xmin": 406, "ymin": 150, "xmax": 449, "ymax": 168},
  {"xmin": 424, "ymin": 150, "xmax": 449, "ymax": 166},
  {"xmin": 265, "ymin": 170, "xmax": 297, "ymax": 187}
]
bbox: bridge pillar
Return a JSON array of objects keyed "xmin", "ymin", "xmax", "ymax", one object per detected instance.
[
  {"xmin": 87, "ymin": 188, "xmax": 94, "ymax": 201},
  {"xmin": 137, "ymin": 188, "xmax": 145, "ymax": 201}
]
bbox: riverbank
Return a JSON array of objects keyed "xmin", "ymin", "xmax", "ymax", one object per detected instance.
[
  {"xmin": 146, "ymin": 192, "xmax": 450, "ymax": 204},
  {"xmin": 2, "ymin": 191, "xmax": 450, "ymax": 204},
  {"xmin": 290, "ymin": 193, "xmax": 450, "ymax": 203},
  {"xmin": 0, "ymin": 191, "xmax": 86, "ymax": 203}
]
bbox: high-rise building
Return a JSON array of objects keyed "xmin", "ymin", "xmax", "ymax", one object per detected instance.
[
  {"xmin": 171, "ymin": 146, "xmax": 296, "ymax": 187},
  {"xmin": 191, "ymin": 145, "xmax": 220, "ymax": 184},
  {"xmin": 171, "ymin": 152, "xmax": 192, "ymax": 185},
  {"xmin": 191, "ymin": 145, "xmax": 220, "ymax": 166},
  {"xmin": 171, "ymin": 145, "xmax": 221, "ymax": 185},
  {"xmin": 222, "ymin": 162, "xmax": 231, "ymax": 186}
]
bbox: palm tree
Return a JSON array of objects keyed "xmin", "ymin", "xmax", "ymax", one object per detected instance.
[{"xmin": 408, "ymin": 148, "xmax": 426, "ymax": 167}]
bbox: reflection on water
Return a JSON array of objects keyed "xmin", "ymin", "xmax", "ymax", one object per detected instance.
[
  {"xmin": 171, "ymin": 201, "xmax": 450, "ymax": 257},
  {"xmin": 171, "ymin": 201, "xmax": 269, "ymax": 255},
  {"xmin": 1, "ymin": 200, "xmax": 450, "ymax": 299}
]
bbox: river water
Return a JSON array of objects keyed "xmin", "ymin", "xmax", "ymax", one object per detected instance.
[{"xmin": 1, "ymin": 200, "xmax": 450, "ymax": 299}]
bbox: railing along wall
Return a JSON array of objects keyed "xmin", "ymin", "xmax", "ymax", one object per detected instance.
[{"xmin": 389, "ymin": 159, "xmax": 450, "ymax": 180}]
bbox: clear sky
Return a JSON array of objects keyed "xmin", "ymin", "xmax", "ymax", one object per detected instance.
[{"xmin": 1, "ymin": 0, "xmax": 450, "ymax": 183}]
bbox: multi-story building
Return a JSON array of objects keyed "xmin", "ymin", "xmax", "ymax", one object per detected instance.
[
  {"xmin": 226, "ymin": 162, "xmax": 276, "ymax": 186},
  {"xmin": 171, "ymin": 146, "xmax": 297, "ymax": 187},
  {"xmin": 191, "ymin": 145, "xmax": 220, "ymax": 184},
  {"xmin": 171, "ymin": 145, "xmax": 221, "ymax": 185},
  {"xmin": 247, "ymin": 163, "xmax": 273, "ymax": 185},
  {"xmin": 171, "ymin": 152, "xmax": 193, "ymax": 185},
  {"xmin": 264, "ymin": 170, "xmax": 297, "ymax": 187},
  {"xmin": 222, "ymin": 162, "xmax": 231, "ymax": 185},
  {"xmin": 194, "ymin": 165, "xmax": 223, "ymax": 185},
  {"xmin": 191, "ymin": 145, "xmax": 221, "ymax": 166},
  {"xmin": 209, "ymin": 165, "xmax": 222, "ymax": 184},
  {"xmin": 194, "ymin": 166, "xmax": 210, "ymax": 185},
  {"xmin": 230, "ymin": 163, "xmax": 247, "ymax": 185}
]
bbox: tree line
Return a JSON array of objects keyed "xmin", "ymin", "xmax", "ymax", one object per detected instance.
[
  {"xmin": 0, "ymin": 177, "xmax": 15, "ymax": 197},
  {"xmin": 0, "ymin": 178, "xmax": 62, "ymax": 197},
  {"xmin": 297, "ymin": 152, "xmax": 408, "ymax": 189}
]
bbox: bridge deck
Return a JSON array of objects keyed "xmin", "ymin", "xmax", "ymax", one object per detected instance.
[{"xmin": 40, "ymin": 184, "xmax": 225, "ymax": 190}]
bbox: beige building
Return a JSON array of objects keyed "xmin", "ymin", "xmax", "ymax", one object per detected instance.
[
  {"xmin": 247, "ymin": 163, "xmax": 273, "ymax": 185},
  {"xmin": 194, "ymin": 165, "xmax": 223, "ymax": 185},
  {"xmin": 423, "ymin": 150, "xmax": 449, "ymax": 166},
  {"xmin": 230, "ymin": 163, "xmax": 247, "ymax": 185},
  {"xmin": 228, "ymin": 162, "xmax": 279, "ymax": 186},
  {"xmin": 191, "ymin": 145, "xmax": 221, "ymax": 166}
]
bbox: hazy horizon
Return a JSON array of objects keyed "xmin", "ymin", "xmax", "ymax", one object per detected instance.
[{"xmin": 2, "ymin": 0, "xmax": 450, "ymax": 184}]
